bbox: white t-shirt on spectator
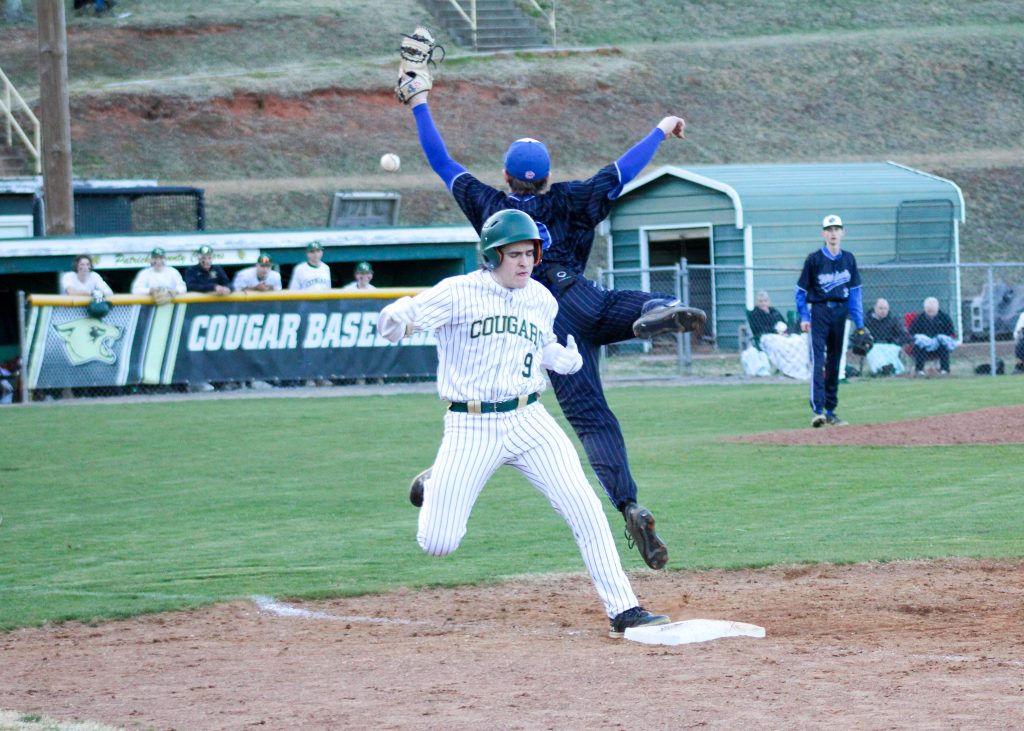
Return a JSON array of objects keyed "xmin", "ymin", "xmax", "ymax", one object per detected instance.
[
  {"xmin": 131, "ymin": 266, "xmax": 187, "ymax": 295},
  {"xmin": 233, "ymin": 266, "xmax": 283, "ymax": 291},
  {"xmin": 62, "ymin": 271, "xmax": 113, "ymax": 297},
  {"xmin": 289, "ymin": 262, "xmax": 332, "ymax": 291}
]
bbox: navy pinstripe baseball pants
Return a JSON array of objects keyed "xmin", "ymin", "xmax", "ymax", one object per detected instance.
[{"xmin": 547, "ymin": 275, "xmax": 676, "ymax": 512}]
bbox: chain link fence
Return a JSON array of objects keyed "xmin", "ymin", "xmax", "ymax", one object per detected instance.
[{"xmin": 599, "ymin": 260, "xmax": 1024, "ymax": 380}]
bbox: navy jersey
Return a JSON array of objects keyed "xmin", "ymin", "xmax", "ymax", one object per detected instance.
[
  {"xmin": 185, "ymin": 264, "xmax": 230, "ymax": 292},
  {"xmin": 451, "ymin": 166, "xmax": 621, "ymax": 277},
  {"xmin": 796, "ymin": 247, "xmax": 861, "ymax": 303}
]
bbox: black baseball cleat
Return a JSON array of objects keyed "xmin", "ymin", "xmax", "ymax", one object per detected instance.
[
  {"xmin": 609, "ymin": 606, "xmax": 671, "ymax": 639},
  {"xmin": 632, "ymin": 305, "xmax": 707, "ymax": 339},
  {"xmin": 811, "ymin": 413, "xmax": 827, "ymax": 428},
  {"xmin": 623, "ymin": 503, "xmax": 668, "ymax": 570},
  {"xmin": 409, "ymin": 467, "xmax": 430, "ymax": 508}
]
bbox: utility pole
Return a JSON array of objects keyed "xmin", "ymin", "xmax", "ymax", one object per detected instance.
[{"xmin": 36, "ymin": 0, "xmax": 74, "ymax": 235}]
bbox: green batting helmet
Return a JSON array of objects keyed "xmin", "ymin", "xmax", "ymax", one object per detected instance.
[
  {"xmin": 87, "ymin": 297, "xmax": 111, "ymax": 319},
  {"xmin": 478, "ymin": 209, "xmax": 542, "ymax": 270}
]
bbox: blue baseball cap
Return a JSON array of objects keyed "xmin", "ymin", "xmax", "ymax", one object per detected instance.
[{"xmin": 504, "ymin": 138, "xmax": 550, "ymax": 181}]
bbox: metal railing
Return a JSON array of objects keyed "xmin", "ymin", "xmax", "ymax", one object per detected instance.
[
  {"xmin": 523, "ymin": 0, "xmax": 556, "ymax": 46},
  {"xmin": 439, "ymin": 0, "xmax": 556, "ymax": 50},
  {"xmin": 0, "ymin": 65, "xmax": 41, "ymax": 174}
]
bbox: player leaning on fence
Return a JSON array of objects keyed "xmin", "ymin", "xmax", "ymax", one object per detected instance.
[
  {"xmin": 795, "ymin": 215, "xmax": 867, "ymax": 428},
  {"xmin": 376, "ymin": 208, "xmax": 670, "ymax": 639}
]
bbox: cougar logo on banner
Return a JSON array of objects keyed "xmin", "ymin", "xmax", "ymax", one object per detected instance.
[{"xmin": 54, "ymin": 318, "xmax": 124, "ymax": 366}]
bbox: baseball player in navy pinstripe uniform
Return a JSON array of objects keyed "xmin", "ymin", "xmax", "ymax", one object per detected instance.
[
  {"xmin": 795, "ymin": 214, "xmax": 865, "ymax": 427},
  {"xmin": 378, "ymin": 209, "xmax": 670, "ymax": 638},
  {"xmin": 401, "ymin": 76, "xmax": 705, "ymax": 571}
]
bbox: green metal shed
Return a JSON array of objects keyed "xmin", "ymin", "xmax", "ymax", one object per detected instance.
[{"xmin": 611, "ymin": 161, "xmax": 965, "ymax": 348}]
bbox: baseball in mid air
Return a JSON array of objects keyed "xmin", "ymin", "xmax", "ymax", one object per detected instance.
[{"xmin": 380, "ymin": 153, "xmax": 401, "ymax": 172}]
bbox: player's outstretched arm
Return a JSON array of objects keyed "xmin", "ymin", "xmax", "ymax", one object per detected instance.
[
  {"xmin": 412, "ymin": 103, "xmax": 466, "ymax": 188},
  {"xmin": 616, "ymin": 115, "xmax": 686, "ymax": 185}
]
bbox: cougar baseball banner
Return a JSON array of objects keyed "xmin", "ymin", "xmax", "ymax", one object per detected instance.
[
  {"xmin": 24, "ymin": 292, "xmax": 437, "ymax": 389},
  {"xmin": 171, "ymin": 298, "xmax": 437, "ymax": 382}
]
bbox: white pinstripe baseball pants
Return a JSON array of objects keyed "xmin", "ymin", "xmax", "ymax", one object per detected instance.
[{"xmin": 417, "ymin": 401, "xmax": 639, "ymax": 619}]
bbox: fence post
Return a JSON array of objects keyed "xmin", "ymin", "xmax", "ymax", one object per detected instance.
[
  {"xmin": 986, "ymin": 265, "xmax": 997, "ymax": 377},
  {"xmin": 17, "ymin": 290, "xmax": 29, "ymax": 404},
  {"xmin": 679, "ymin": 258, "xmax": 692, "ymax": 368}
]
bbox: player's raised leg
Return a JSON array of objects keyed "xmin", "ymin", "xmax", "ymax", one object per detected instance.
[{"xmin": 416, "ymin": 413, "xmax": 502, "ymax": 556}]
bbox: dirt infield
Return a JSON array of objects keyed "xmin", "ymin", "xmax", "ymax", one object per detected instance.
[
  {"xmin": 1, "ymin": 559, "xmax": 1022, "ymax": 730},
  {"xmin": 731, "ymin": 404, "xmax": 1024, "ymax": 446}
]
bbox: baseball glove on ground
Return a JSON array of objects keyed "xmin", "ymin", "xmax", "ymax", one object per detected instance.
[
  {"xmin": 395, "ymin": 26, "xmax": 444, "ymax": 104},
  {"xmin": 850, "ymin": 328, "xmax": 874, "ymax": 356},
  {"xmin": 151, "ymin": 287, "xmax": 174, "ymax": 306}
]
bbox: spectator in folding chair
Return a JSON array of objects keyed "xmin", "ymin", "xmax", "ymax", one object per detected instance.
[
  {"xmin": 909, "ymin": 297, "xmax": 957, "ymax": 376},
  {"xmin": 748, "ymin": 291, "xmax": 811, "ymax": 380},
  {"xmin": 863, "ymin": 297, "xmax": 910, "ymax": 376}
]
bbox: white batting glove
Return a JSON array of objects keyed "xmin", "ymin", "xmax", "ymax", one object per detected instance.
[
  {"xmin": 657, "ymin": 115, "xmax": 686, "ymax": 139},
  {"xmin": 541, "ymin": 335, "xmax": 583, "ymax": 375},
  {"xmin": 377, "ymin": 296, "xmax": 419, "ymax": 342}
]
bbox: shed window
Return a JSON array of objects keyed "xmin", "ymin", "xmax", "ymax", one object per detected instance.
[{"xmin": 895, "ymin": 200, "xmax": 953, "ymax": 261}]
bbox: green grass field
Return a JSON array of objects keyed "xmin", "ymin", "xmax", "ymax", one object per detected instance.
[{"xmin": 1, "ymin": 378, "xmax": 1021, "ymax": 631}]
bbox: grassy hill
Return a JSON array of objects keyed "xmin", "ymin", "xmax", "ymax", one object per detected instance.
[{"xmin": 1, "ymin": 0, "xmax": 1022, "ymax": 260}]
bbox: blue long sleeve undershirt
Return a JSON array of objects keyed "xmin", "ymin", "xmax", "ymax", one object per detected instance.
[
  {"xmin": 615, "ymin": 127, "xmax": 667, "ymax": 185},
  {"xmin": 413, "ymin": 103, "xmax": 466, "ymax": 190},
  {"xmin": 849, "ymin": 286, "xmax": 864, "ymax": 328},
  {"xmin": 415, "ymin": 102, "xmax": 667, "ymax": 191},
  {"xmin": 795, "ymin": 287, "xmax": 810, "ymax": 322}
]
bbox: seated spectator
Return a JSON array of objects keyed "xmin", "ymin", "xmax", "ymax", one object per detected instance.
[
  {"xmin": 233, "ymin": 253, "xmax": 282, "ymax": 292},
  {"xmin": 909, "ymin": 296, "xmax": 957, "ymax": 375},
  {"xmin": 131, "ymin": 247, "xmax": 186, "ymax": 301},
  {"xmin": 1013, "ymin": 310, "xmax": 1024, "ymax": 374},
  {"xmin": 185, "ymin": 245, "xmax": 232, "ymax": 295},
  {"xmin": 61, "ymin": 254, "xmax": 114, "ymax": 297},
  {"xmin": 748, "ymin": 291, "xmax": 787, "ymax": 341},
  {"xmin": 0, "ymin": 356, "xmax": 17, "ymax": 405},
  {"xmin": 289, "ymin": 241, "xmax": 332, "ymax": 291},
  {"xmin": 748, "ymin": 292, "xmax": 810, "ymax": 380},
  {"xmin": 341, "ymin": 261, "xmax": 376, "ymax": 291},
  {"xmin": 863, "ymin": 297, "xmax": 909, "ymax": 376}
]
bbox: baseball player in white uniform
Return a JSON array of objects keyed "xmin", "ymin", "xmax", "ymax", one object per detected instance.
[
  {"xmin": 130, "ymin": 247, "xmax": 187, "ymax": 296},
  {"xmin": 288, "ymin": 241, "xmax": 332, "ymax": 291},
  {"xmin": 233, "ymin": 253, "xmax": 283, "ymax": 292},
  {"xmin": 377, "ymin": 209, "xmax": 669, "ymax": 638},
  {"xmin": 341, "ymin": 261, "xmax": 376, "ymax": 290}
]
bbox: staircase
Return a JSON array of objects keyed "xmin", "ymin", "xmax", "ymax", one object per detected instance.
[
  {"xmin": 419, "ymin": 0, "xmax": 551, "ymax": 52},
  {"xmin": 1, "ymin": 65, "xmax": 40, "ymax": 176},
  {"xmin": 0, "ymin": 144, "xmax": 32, "ymax": 177}
]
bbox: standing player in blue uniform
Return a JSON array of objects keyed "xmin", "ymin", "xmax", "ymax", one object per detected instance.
[
  {"xmin": 398, "ymin": 69, "xmax": 705, "ymax": 571},
  {"xmin": 795, "ymin": 214, "xmax": 866, "ymax": 427}
]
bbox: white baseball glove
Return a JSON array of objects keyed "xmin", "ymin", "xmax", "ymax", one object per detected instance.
[
  {"xmin": 541, "ymin": 335, "xmax": 583, "ymax": 375},
  {"xmin": 377, "ymin": 296, "xmax": 419, "ymax": 342}
]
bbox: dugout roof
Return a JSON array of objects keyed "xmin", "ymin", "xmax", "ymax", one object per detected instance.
[{"xmin": 619, "ymin": 161, "xmax": 965, "ymax": 229}]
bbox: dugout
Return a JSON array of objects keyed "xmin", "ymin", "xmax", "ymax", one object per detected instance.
[
  {"xmin": 0, "ymin": 224, "xmax": 480, "ymax": 360},
  {"xmin": 609, "ymin": 162, "xmax": 966, "ymax": 349}
]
